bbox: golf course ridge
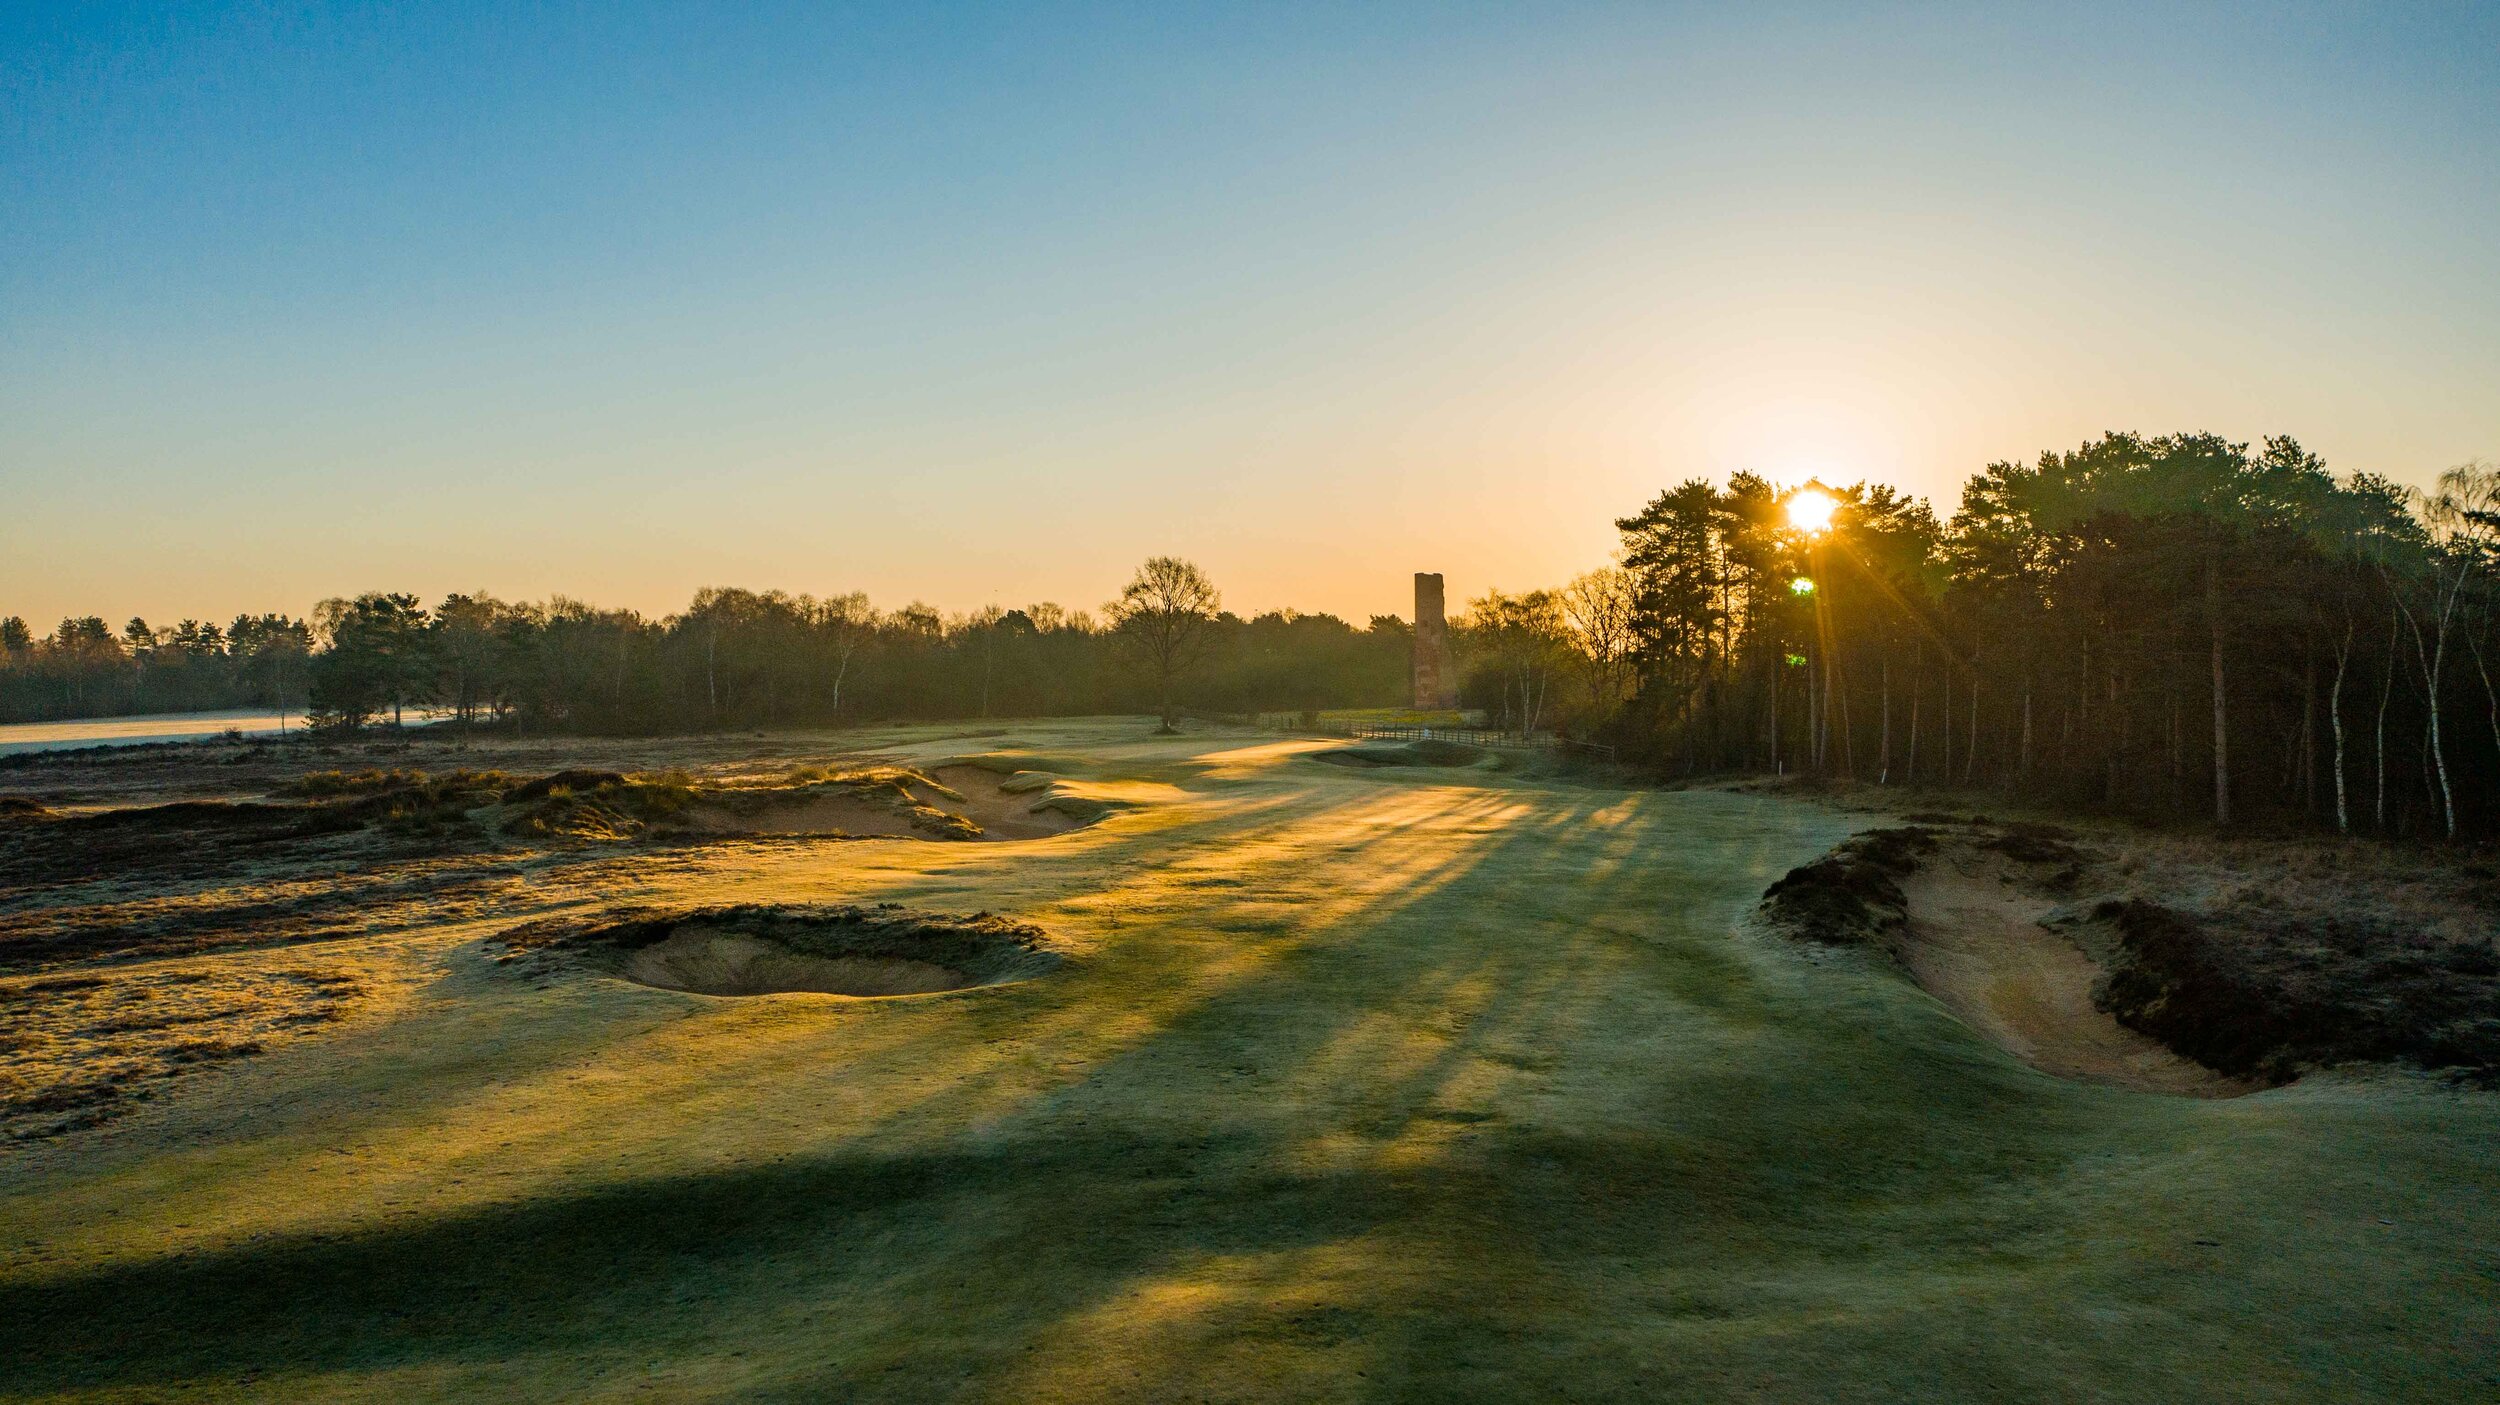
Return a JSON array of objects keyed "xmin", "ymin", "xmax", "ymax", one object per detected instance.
[{"xmin": 500, "ymin": 902, "xmax": 1061, "ymax": 998}]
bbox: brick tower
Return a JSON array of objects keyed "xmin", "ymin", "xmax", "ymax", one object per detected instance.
[{"xmin": 1412, "ymin": 573, "xmax": 1459, "ymax": 710}]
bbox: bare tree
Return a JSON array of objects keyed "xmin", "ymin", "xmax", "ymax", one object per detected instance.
[
  {"xmin": 1106, "ymin": 557, "xmax": 1221, "ymax": 732},
  {"xmin": 2436, "ymin": 463, "xmax": 2500, "ymax": 766},
  {"xmin": 1561, "ymin": 566, "xmax": 1638, "ymax": 715},
  {"xmin": 810, "ymin": 592, "xmax": 878, "ymax": 719},
  {"xmin": 1464, "ymin": 588, "xmax": 1573, "ymax": 736},
  {"xmin": 2396, "ymin": 471, "xmax": 2496, "ymax": 840}
]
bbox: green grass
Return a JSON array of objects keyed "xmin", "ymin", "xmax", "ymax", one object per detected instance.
[{"xmin": 2, "ymin": 721, "xmax": 2494, "ymax": 1401}]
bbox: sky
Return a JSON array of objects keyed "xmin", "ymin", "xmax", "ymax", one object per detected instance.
[{"xmin": 5, "ymin": 1, "xmax": 2498, "ymax": 631}]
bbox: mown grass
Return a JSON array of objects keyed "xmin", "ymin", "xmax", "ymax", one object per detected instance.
[{"xmin": 0, "ymin": 722, "xmax": 2493, "ymax": 1402}]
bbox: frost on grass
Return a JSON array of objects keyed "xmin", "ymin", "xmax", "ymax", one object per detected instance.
[{"xmin": 496, "ymin": 903, "xmax": 1060, "ymax": 997}]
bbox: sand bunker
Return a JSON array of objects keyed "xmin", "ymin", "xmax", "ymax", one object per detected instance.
[
  {"xmin": 1895, "ymin": 857, "xmax": 2254, "ymax": 1097},
  {"xmin": 624, "ymin": 927, "xmax": 979, "ymax": 996},
  {"xmin": 926, "ymin": 766, "xmax": 1083, "ymax": 838},
  {"xmin": 670, "ymin": 765, "xmax": 1085, "ymax": 841},
  {"xmin": 505, "ymin": 902, "xmax": 1060, "ymax": 999},
  {"xmin": 1761, "ymin": 827, "xmax": 2253, "ymax": 1097}
]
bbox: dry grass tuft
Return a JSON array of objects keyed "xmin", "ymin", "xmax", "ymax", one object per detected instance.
[{"xmin": 0, "ymin": 962, "xmax": 367, "ymax": 1141}]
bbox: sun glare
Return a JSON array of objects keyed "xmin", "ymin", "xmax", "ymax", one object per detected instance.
[{"xmin": 1786, "ymin": 489, "xmax": 1839, "ymax": 535}]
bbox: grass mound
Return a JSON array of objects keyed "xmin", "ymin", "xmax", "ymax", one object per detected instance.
[
  {"xmin": 501, "ymin": 902, "xmax": 1058, "ymax": 997},
  {"xmin": 273, "ymin": 769, "xmax": 434, "ymax": 798},
  {"xmin": 1757, "ymin": 827, "xmax": 1937, "ymax": 946},
  {"xmin": 942, "ymin": 752, "xmax": 1089, "ymax": 778},
  {"xmin": 508, "ymin": 771, "xmax": 697, "ymax": 840},
  {"xmin": 503, "ymin": 769, "xmax": 631, "ymax": 802},
  {"xmin": 692, "ymin": 766, "xmax": 982, "ymax": 839},
  {"xmin": 2093, "ymin": 899, "xmax": 2500, "ymax": 1085},
  {"xmin": 1, "ymin": 761, "xmax": 1035, "ymax": 859}
]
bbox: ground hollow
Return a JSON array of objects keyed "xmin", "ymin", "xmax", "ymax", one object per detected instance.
[{"xmin": 513, "ymin": 902, "xmax": 1060, "ymax": 999}]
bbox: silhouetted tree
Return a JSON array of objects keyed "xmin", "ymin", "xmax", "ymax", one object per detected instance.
[{"xmin": 1107, "ymin": 557, "xmax": 1221, "ymax": 732}]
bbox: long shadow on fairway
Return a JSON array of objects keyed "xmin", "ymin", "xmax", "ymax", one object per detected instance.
[
  {"xmin": 0, "ymin": 1132, "xmax": 1400, "ymax": 1392},
  {"xmin": 4, "ymin": 767, "xmax": 2184, "ymax": 1399}
]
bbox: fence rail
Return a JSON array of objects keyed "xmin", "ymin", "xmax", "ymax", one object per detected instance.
[{"xmin": 1341, "ymin": 722, "xmax": 1535, "ymax": 749}]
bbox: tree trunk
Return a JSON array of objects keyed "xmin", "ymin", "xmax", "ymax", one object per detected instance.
[
  {"xmin": 1905, "ymin": 644, "xmax": 1920, "ymax": 785},
  {"xmin": 1940, "ymin": 647, "xmax": 1953, "ymax": 783},
  {"xmin": 2019, "ymin": 675, "xmax": 2033, "ymax": 791},
  {"xmin": 1965, "ymin": 670, "xmax": 1980, "ymax": 784},
  {"xmin": 1878, "ymin": 652, "xmax": 1892, "ymax": 785},
  {"xmin": 2428, "ymin": 629, "xmax": 2456, "ymax": 839},
  {"xmin": 2399, "ymin": 592, "xmax": 2457, "ymax": 839},
  {"xmin": 1806, "ymin": 651, "xmax": 1821, "ymax": 771},
  {"xmin": 1836, "ymin": 645, "xmax": 1856, "ymax": 779},
  {"xmin": 2106, "ymin": 671, "xmax": 2122, "ymax": 805},
  {"xmin": 1769, "ymin": 649, "xmax": 1781, "ymax": 776},
  {"xmin": 2330, "ymin": 618, "xmax": 2353, "ymax": 836},
  {"xmin": 2167, "ymin": 686, "xmax": 2180, "ymax": 804},
  {"xmin": 2470, "ymin": 634, "xmax": 2500, "ymax": 762},
  {"xmin": 2299, "ymin": 654, "xmax": 2317, "ymax": 815},
  {"xmin": 2208, "ymin": 555, "xmax": 2230, "ymax": 827},
  {"xmin": 2376, "ymin": 603, "xmax": 2397, "ymax": 832}
]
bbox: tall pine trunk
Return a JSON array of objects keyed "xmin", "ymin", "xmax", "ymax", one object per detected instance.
[
  {"xmin": 1941, "ymin": 647, "xmax": 1954, "ymax": 783},
  {"xmin": 1965, "ymin": 668, "xmax": 1981, "ymax": 784},
  {"xmin": 2019, "ymin": 675, "xmax": 2033, "ymax": 791},
  {"xmin": 2373, "ymin": 601, "xmax": 2396, "ymax": 830},
  {"xmin": 2330, "ymin": 618, "xmax": 2353, "ymax": 836},
  {"xmin": 2471, "ymin": 635, "xmax": 2500, "ymax": 762},
  {"xmin": 2299, "ymin": 655, "xmax": 2317, "ymax": 814},
  {"xmin": 2208, "ymin": 555, "xmax": 2230, "ymax": 827},
  {"xmin": 1905, "ymin": 643, "xmax": 1921, "ymax": 785}
]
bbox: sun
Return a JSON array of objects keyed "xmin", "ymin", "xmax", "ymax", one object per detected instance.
[{"xmin": 1785, "ymin": 488, "xmax": 1839, "ymax": 535}]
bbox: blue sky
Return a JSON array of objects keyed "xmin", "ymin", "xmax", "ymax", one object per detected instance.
[{"xmin": 5, "ymin": 2, "xmax": 2497, "ymax": 627}]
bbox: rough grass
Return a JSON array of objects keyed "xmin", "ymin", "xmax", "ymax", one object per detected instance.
[
  {"xmin": 495, "ymin": 901, "xmax": 1058, "ymax": 996},
  {"xmin": 505, "ymin": 769, "xmax": 698, "ymax": 840},
  {"xmin": 2095, "ymin": 899, "xmax": 2500, "ymax": 1085},
  {"xmin": 0, "ymin": 762, "xmax": 995, "ymax": 862},
  {"xmin": 1757, "ymin": 825, "xmax": 1936, "ymax": 946},
  {"xmin": 0, "ymin": 721, "xmax": 2495, "ymax": 1402},
  {"xmin": 0, "ymin": 964, "xmax": 365, "ymax": 1141}
]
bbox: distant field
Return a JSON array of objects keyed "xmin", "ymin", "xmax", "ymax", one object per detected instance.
[
  {"xmin": 0, "ymin": 709, "xmax": 306, "ymax": 756},
  {"xmin": 2, "ymin": 719, "xmax": 2494, "ymax": 1401}
]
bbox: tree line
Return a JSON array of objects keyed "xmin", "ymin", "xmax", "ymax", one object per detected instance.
[
  {"xmin": 1454, "ymin": 432, "xmax": 2500, "ymax": 838},
  {"xmin": 0, "ymin": 614, "xmax": 314, "ymax": 724},
  {"xmin": 16, "ymin": 430, "xmax": 2498, "ymax": 838},
  {"xmin": 0, "ymin": 559, "xmax": 1409, "ymax": 733}
]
